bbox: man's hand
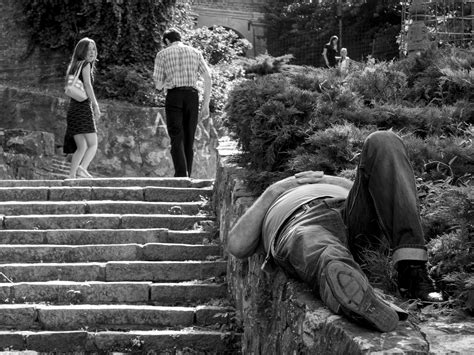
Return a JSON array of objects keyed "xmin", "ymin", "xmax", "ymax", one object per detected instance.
[
  {"xmin": 270, "ymin": 170, "xmax": 324, "ymax": 197},
  {"xmin": 200, "ymin": 104, "xmax": 210, "ymax": 120}
]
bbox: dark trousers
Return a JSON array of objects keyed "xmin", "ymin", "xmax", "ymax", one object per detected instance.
[
  {"xmin": 165, "ymin": 87, "xmax": 199, "ymax": 177},
  {"xmin": 273, "ymin": 131, "xmax": 427, "ymax": 314}
]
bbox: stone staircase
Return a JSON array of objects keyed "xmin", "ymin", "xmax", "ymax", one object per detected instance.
[{"xmin": 0, "ymin": 178, "xmax": 240, "ymax": 353}]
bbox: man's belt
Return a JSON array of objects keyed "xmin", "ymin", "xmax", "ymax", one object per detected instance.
[{"xmin": 169, "ymin": 86, "xmax": 197, "ymax": 91}]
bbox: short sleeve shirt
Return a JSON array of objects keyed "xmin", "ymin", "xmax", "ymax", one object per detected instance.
[
  {"xmin": 262, "ymin": 183, "xmax": 349, "ymax": 253},
  {"xmin": 153, "ymin": 42, "xmax": 207, "ymax": 90}
]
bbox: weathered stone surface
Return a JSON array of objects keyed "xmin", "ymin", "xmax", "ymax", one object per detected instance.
[
  {"xmin": 25, "ymin": 331, "xmax": 89, "ymax": 353},
  {"xmin": 143, "ymin": 243, "xmax": 221, "ymax": 261},
  {"xmin": 4, "ymin": 129, "xmax": 55, "ymax": 157},
  {"xmin": 12, "ymin": 281, "xmax": 151, "ymax": 305},
  {"xmin": 90, "ymin": 330, "xmax": 240, "ymax": 353},
  {"xmin": 0, "ymin": 244, "xmax": 140, "ymax": 263},
  {"xmin": 120, "ymin": 214, "xmax": 210, "ymax": 230},
  {"xmin": 150, "ymin": 283, "xmax": 227, "ymax": 305},
  {"xmin": 0, "ymin": 229, "xmax": 213, "ymax": 245},
  {"xmin": 37, "ymin": 305, "xmax": 195, "ymax": 330},
  {"xmin": 420, "ymin": 320, "xmax": 474, "ymax": 354},
  {"xmin": 44, "ymin": 229, "xmax": 166, "ymax": 245},
  {"xmin": 0, "ymin": 263, "xmax": 105, "ymax": 282},
  {"xmin": 0, "ymin": 187, "xmax": 48, "ymax": 201},
  {"xmin": 0, "ymin": 331, "xmax": 26, "ymax": 350},
  {"xmin": 0, "ymin": 284, "xmax": 12, "ymax": 302},
  {"xmin": 91, "ymin": 187, "xmax": 144, "ymax": 201},
  {"xmin": 4, "ymin": 214, "xmax": 121, "ymax": 230},
  {"xmin": 49, "ymin": 187, "xmax": 92, "ymax": 201},
  {"xmin": 195, "ymin": 306, "xmax": 234, "ymax": 326},
  {"xmin": 0, "ymin": 180, "xmax": 63, "ymax": 188},
  {"xmin": 0, "ymin": 201, "xmax": 87, "ymax": 215},
  {"xmin": 105, "ymin": 261, "xmax": 226, "ymax": 282},
  {"xmin": 0, "ymin": 305, "xmax": 36, "ymax": 329},
  {"xmin": 144, "ymin": 186, "xmax": 213, "ymax": 202},
  {"xmin": 87, "ymin": 201, "xmax": 202, "ymax": 215}
]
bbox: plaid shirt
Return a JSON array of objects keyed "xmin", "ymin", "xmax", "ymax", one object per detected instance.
[{"xmin": 153, "ymin": 42, "xmax": 207, "ymax": 90}]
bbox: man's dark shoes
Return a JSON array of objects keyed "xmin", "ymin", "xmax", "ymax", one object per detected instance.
[
  {"xmin": 326, "ymin": 261, "xmax": 399, "ymax": 332},
  {"xmin": 397, "ymin": 260, "xmax": 443, "ymax": 302}
]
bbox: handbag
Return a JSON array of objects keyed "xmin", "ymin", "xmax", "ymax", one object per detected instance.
[{"xmin": 65, "ymin": 61, "xmax": 88, "ymax": 102}]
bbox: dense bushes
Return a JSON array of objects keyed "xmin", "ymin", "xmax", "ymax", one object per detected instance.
[
  {"xmin": 17, "ymin": 1, "xmax": 250, "ymax": 108},
  {"xmin": 224, "ymin": 49, "xmax": 473, "ymax": 311}
]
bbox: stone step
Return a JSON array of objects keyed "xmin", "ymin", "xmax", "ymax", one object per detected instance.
[
  {"xmin": 0, "ymin": 261, "xmax": 227, "ymax": 282},
  {"xmin": 0, "ymin": 304, "xmax": 234, "ymax": 331},
  {"xmin": 0, "ymin": 200, "xmax": 205, "ymax": 216},
  {"xmin": 0, "ymin": 281, "xmax": 227, "ymax": 305},
  {"xmin": 0, "ymin": 229, "xmax": 214, "ymax": 245},
  {"xmin": 0, "ymin": 186, "xmax": 213, "ymax": 202},
  {"xmin": 0, "ymin": 243, "xmax": 221, "ymax": 263},
  {"xmin": 0, "ymin": 329, "xmax": 241, "ymax": 353},
  {"xmin": 0, "ymin": 178, "xmax": 213, "ymax": 188},
  {"xmin": 1, "ymin": 214, "xmax": 213, "ymax": 230}
]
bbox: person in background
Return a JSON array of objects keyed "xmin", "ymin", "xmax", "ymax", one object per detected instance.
[
  {"xmin": 64, "ymin": 37, "xmax": 100, "ymax": 179},
  {"xmin": 227, "ymin": 130, "xmax": 442, "ymax": 333},
  {"xmin": 322, "ymin": 35, "xmax": 338, "ymax": 68},
  {"xmin": 153, "ymin": 28, "xmax": 212, "ymax": 178},
  {"xmin": 338, "ymin": 47, "xmax": 351, "ymax": 74}
]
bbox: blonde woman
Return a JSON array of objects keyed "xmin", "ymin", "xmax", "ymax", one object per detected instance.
[{"xmin": 64, "ymin": 37, "xmax": 101, "ymax": 179}]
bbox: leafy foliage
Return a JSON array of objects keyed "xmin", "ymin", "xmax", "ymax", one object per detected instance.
[{"xmin": 264, "ymin": 0, "xmax": 401, "ymax": 66}]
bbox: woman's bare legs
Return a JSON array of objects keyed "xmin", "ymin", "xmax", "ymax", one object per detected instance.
[
  {"xmin": 68, "ymin": 133, "xmax": 97, "ymax": 178},
  {"xmin": 79, "ymin": 132, "xmax": 98, "ymax": 174},
  {"xmin": 68, "ymin": 134, "xmax": 88, "ymax": 178}
]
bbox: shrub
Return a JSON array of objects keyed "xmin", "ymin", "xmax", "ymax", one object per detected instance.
[
  {"xmin": 96, "ymin": 65, "xmax": 164, "ymax": 106},
  {"xmin": 346, "ymin": 59, "xmax": 408, "ymax": 104},
  {"xmin": 184, "ymin": 26, "xmax": 252, "ymax": 66}
]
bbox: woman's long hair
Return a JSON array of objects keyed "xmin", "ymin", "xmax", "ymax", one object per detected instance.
[
  {"xmin": 65, "ymin": 37, "xmax": 97, "ymax": 84},
  {"xmin": 327, "ymin": 35, "xmax": 338, "ymax": 48}
]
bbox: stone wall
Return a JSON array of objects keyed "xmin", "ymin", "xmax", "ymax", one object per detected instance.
[
  {"xmin": 214, "ymin": 139, "xmax": 429, "ymax": 354},
  {"xmin": 0, "ymin": 85, "xmax": 218, "ymax": 179}
]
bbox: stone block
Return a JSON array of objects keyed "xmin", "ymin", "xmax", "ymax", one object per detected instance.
[
  {"xmin": 0, "ymin": 201, "xmax": 86, "ymax": 216},
  {"xmin": 105, "ymin": 261, "xmax": 226, "ymax": 282},
  {"xmin": 0, "ymin": 244, "xmax": 139, "ymax": 263},
  {"xmin": 0, "ymin": 187, "xmax": 48, "ymax": 201},
  {"xmin": 25, "ymin": 331, "xmax": 88, "ymax": 352},
  {"xmin": 150, "ymin": 283, "xmax": 227, "ymax": 304},
  {"xmin": 0, "ymin": 331, "xmax": 26, "ymax": 350},
  {"xmin": 120, "ymin": 215, "xmax": 208, "ymax": 230},
  {"xmin": 45, "ymin": 228, "xmax": 163, "ymax": 245},
  {"xmin": 91, "ymin": 187, "xmax": 144, "ymax": 201},
  {"xmin": 4, "ymin": 215, "xmax": 121, "ymax": 230},
  {"xmin": 49, "ymin": 187, "xmax": 92, "ymax": 201},
  {"xmin": 37, "ymin": 305, "xmax": 194, "ymax": 330},
  {"xmin": 144, "ymin": 187, "xmax": 213, "ymax": 202},
  {"xmin": 91, "ymin": 330, "xmax": 240, "ymax": 353},
  {"xmin": 4, "ymin": 129, "xmax": 55, "ymax": 156},
  {"xmin": 142, "ymin": 243, "xmax": 221, "ymax": 261},
  {"xmin": 0, "ymin": 305, "xmax": 37, "ymax": 329},
  {"xmin": 0, "ymin": 230, "xmax": 48, "ymax": 244},
  {"xmin": 0, "ymin": 263, "xmax": 106, "ymax": 282},
  {"xmin": 195, "ymin": 306, "xmax": 233, "ymax": 326}
]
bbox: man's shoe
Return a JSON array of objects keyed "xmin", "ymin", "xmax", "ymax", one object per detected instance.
[
  {"xmin": 326, "ymin": 261, "xmax": 399, "ymax": 332},
  {"xmin": 397, "ymin": 261, "xmax": 443, "ymax": 302}
]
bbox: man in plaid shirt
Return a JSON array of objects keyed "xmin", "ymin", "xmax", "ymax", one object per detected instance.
[{"xmin": 153, "ymin": 28, "xmax": 212, "ymax": 177}]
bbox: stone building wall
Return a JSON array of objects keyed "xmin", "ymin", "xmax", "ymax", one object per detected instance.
[
  {"xmin": 214, "ymin": 139, "xmax": 429, "ymax": 354},
  {"xmin": 0, "ymin": 85, "xmax": 219, "ymax": 179}
]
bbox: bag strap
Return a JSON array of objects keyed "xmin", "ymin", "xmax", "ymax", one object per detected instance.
[{"xmin": 71, "ymin": 61, "xmax": 85, "ymax": 84}]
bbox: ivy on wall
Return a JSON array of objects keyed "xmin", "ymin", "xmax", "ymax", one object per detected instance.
[{"xmin": 18, "ymin": 0, "xmax": 175, "ymax": 67}]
